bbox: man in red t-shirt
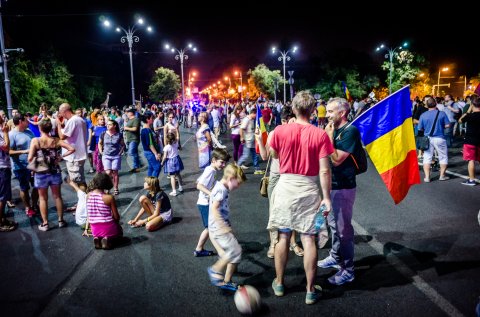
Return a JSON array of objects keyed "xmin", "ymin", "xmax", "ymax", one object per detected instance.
[
  {"xmin": 267, "ymin": 90, "xmax": 333, "ymax": 305},
  {"xmin": 260, "ymin": 104, "xmax": 273, "ymax": 131}
]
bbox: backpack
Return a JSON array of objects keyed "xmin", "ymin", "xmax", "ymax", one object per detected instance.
[
  {"xmin": 350, "ymin": 146, "xmax": 368, "ymax": 175},
  {"xmin": 336, "ymin": 125, "xmax": 368, "ymax": 175}
]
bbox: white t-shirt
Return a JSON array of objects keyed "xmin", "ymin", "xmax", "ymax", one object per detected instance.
[
  {"xmin": 230, "ymin": 116, "xmax": 241, "ymax": 135},
  {"xmin": 240, "ymin": 116, "xmax": 254, "ymax": 148},
  {"xmin": 196, "ymin": 165, "xmax": 216, "ymax": 205},
  {"xmin": 163, "ymin": 143, "xmax": 179, "ymax": 159},
  {"xmin": 62, "ymin": 115, "xmax": 87, "ymax": 162},
  {"xmin": 211, "ymin": 109, "xmax": 221, "ymax": 128},
  {"xmin": 75, "ymin": 190, "xmax": 87, "ymax": 226},
  {"xmin": 208, "ymin": 181, "xmax": 230, "ymax": 234}
]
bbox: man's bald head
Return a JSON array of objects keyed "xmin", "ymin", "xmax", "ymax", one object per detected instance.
[{"xmin": 59, "ymin": 103, "xmax": 74, "ymax": 119}]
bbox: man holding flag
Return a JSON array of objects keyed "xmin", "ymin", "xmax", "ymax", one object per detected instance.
[{"xmin": 318, "ymin": 97, "xmax": 362, "ymax": 285}]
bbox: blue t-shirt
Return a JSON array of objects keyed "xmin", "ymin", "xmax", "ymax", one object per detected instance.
[
  {"xmin": 140, "ymin": 127, "xmax": 160, "ymax": 153},
  {"xmin": 93, "ymin": 126, "xmax": 107, "ymax": 144},
  {"xmin": 418, "ymin": 110, "xmax": 450, "ymax": 140},
  {"xmin": 9, "ymin": 129, "xmax": 35, "ymax": 170}
]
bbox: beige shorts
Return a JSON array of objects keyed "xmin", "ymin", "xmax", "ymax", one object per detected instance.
[
  {"xmin": 210, "ymin": 231, "xmax": 242, "ymax": 264},
  {"xmin": 66, "ymin": 160, "xmax": 86, "ymax": 183}
]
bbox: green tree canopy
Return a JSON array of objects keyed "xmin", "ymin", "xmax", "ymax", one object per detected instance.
[
  {"xmin": 381, "ymin": 50, "xmax": 426, "ymax": 93},
  {"xmin": 248, "ymin": 64, "xmax": 284, "ymax": 100},
  {"xmin": 148, "ymin": 67, "xmax": 181, "ymax": 102}
]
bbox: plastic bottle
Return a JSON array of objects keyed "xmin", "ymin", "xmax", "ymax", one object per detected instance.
[{"xmin": 315, "ymin": 205, "xmax": 327, "ymax": 233}]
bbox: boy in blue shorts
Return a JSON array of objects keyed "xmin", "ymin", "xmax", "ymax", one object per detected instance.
[
  {"xmin": 207, "ymin": 164, "xmax": 246, "ymax": 291},
  {"xmin": 194, "ymin": 148, "xmax": 230, "ymax": 257}
]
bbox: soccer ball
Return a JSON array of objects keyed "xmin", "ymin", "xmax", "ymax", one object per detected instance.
[{"xmin": 234, "ymin": 285, "xmax": 261, "ymax": 315}]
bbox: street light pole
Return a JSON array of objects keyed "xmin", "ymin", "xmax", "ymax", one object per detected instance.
[
  {"xmin": 272, "ymin": 46, "xmax": 298, "ymax": 104},
  {"xmin": 376, "ymin": 42, "xmax": 408, "ymax": 95},
  {"xmin": 103, "ymin": 18, "xmax": 152, "ymax": 106},
  {"xmin": 436, "ymin": 67, "xmax": 449, "ymax": 96},
  {"xmin": 166, "ymin": 44, "xmax": 196, "ymax": 108},
  {"xmin": 234, "ymin": 71, "xmax": 242, "ymax": 101}
]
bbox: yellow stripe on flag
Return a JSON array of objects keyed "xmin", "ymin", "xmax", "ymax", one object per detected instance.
[{"xmin": 365, "ymin": 117, "xmax": 416, "ymax": 174}]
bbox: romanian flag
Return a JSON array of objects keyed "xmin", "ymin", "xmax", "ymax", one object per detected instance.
[
  {"xmin": 342, "ymin": 81, "xmax": 353, "ymax": 103},
  {"xmin": 255, "ymin": 105, "xmax": 268, "ymax": 154},
  {"xmin": 474, "ymin": 83, "xmax": 480, "ymax": 96},
  {"xmin": 351, "ymin": 86, "xmax": 420, "ymax": 204}
]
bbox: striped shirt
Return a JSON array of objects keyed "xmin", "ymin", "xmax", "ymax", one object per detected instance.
[{"xmin": 87, "ymin": 192, "xmax": 113, "ymax": 223}]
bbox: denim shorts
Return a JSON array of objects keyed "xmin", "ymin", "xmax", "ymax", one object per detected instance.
[
  {"xmin": 14, "ymin": 169, "xmax": 34, "ymax": 191},
  {"xmin": 197, "ymin": 204, "xmax": 209, "ymax": 228},
  {"xmin": 34, "ymin": 172, "xmax": 63, "ymax": 189},
  {"xmin": 0, "ymin": 168, "xmax": 12, "ymax": 201}
]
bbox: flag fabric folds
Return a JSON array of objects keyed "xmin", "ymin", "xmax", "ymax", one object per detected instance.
[
  {"xmin": 351, "ymin": 86, "xmax": 420, "ymax": 204},
  {"xmin": 342, "ymin": 81, "xmax": 353, "ymax": 103},
  {"xmin": 474, "ymin": 83, "xmax": 480, "ymax": 96},
  {"xmin": 255, "ymin": 105, "xmax": 268, "ymax": 154}
]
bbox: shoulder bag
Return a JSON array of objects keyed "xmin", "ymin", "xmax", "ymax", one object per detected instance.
[{"xmin": 416, "ymin": 110, "xmax": 440, "ymax": 151}]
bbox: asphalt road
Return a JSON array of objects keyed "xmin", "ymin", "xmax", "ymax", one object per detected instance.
[{"xmin": 1, "ymin": 128, "xmax": 479, "ymax": 317}]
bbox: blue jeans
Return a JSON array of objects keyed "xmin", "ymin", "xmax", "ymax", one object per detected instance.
[
  {"xmin": 144, "ymin": 151, "xmax": 161, "ymax": 177},
  {"xmin": 237, "ymin": 146, "xmax": 259, "ymax": 169},
  {"xmin": 327, "ymin": 188, "xmax": 356, "ymax": 273},
  {"xmin": 127, "ymin": 141, "xmax": 140, "ymax": 169}
]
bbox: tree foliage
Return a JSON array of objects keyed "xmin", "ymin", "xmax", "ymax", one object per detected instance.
[
  {"xmin": 248, "ymin": 64, "xmax": 284, "ymax": 100},
  {"xmin": 381, "ymin": 50, "xmax": 426, "ymax": 93},
  {"xmin": 1, "ymin": 50, "xmax": 105, "ymax": 115},
  {"xmin": 148, "ymin": 67, "xmax": 181, "ymax": 102}
]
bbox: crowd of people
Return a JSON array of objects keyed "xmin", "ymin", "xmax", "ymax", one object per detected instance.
[{"xmin": 0, "ymin": 89, "xmax": 478, "ymax": 306}]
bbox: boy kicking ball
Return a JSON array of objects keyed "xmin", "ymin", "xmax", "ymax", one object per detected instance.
[{"xmin": 207, "ymin": 164, "xmax": 246, "ymax": 291}]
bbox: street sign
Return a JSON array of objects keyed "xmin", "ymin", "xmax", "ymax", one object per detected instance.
[{"xmin": 288, "ymin": 78, "xmax": 294, "ymax": 85}]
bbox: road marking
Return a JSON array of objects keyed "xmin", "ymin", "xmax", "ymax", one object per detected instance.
[
  {"xmin": 39, "ymin": 189, "xmax": 142, "ymax": 316},
  {"xmin": 352, "ymin": 219, "xmax": 465, "ymax": 317},
  {"xmin": 416, "ymin": 164, "xmax": 479, "ymax": 183}
]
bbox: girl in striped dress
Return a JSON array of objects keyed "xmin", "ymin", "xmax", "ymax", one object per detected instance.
[{"xmin": 86, "ymin": 173, "xmax": 123, "ymax": 250}]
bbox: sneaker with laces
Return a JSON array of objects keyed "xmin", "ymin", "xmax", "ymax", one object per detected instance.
[
  {"xmin": 178, "ymin": 186, "xmax": 184, "ymax": 192},
  {"xmin": 327, "ymin": 269, "xmax": 354, "ymax": 285},
  {"xmin": 169, "ymin": 191, "xmax": 178, "ymax": 197},
  {"xmin": 317, "ymin": 255, "xmax": 340, "ymax": 269},
  {"xmin": 254, "ymin": 170, "xmax": 265, "ymax": 175},
  {"xmin": 461, "ymin": 179, "xmax": 477, "ymax": 186},
  {"xmin": 26, "ymin": 208, "xmax": 36, "ymax": 217},
  {"xmin": 305, "ymin": 285, "xmax": 322, "ymax": 305},
  {"xmin": 439, "ymin": 175, "xmax": 450, "ymax": 181},
  {"xmin": 423, "ymin": 177, "xmax": 430, "ymax": 183},
  {"xmin": 38, "ymin": 223, "xmax": 49, "ymax": 232},
  {"xmin": 271, "ymin": 278, "xmax": 284, "ymax": 296}
]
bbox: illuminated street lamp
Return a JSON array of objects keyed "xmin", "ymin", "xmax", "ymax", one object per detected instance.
[
  {"xmin": 103, "ymin": 17, "xmax": 153, "ymax": 106},
  {"xmin": 234, "ymin": 70, "xmax": 243, "ymax": 100},
  {"xmin": 272, "ymin": 45, "xmax": 298, "ymax": 104},
  {"xmin": 436, "ymin": 67, "xmax": 449, "ymax": 96},
  {"xmin": 376, "ymin": 42, "xmax": 408, "ymax": 95},
  {"xmin": 165, "ymin": 43, "xmax": 197, "ymax": 107}
]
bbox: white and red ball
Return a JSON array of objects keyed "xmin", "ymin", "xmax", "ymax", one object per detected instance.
[{"xmin": 234, "ymin": 285, "xmax": 261, "ymax": 315}]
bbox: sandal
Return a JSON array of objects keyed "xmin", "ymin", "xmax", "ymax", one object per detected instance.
[
  {"xmin": 207, "ymin": 266, "xmax": 225, "ymax": 286},
  {"xmin": 290, "ymin": 243, "xmax": 304, "ymax": 257},
  {"xmin": 219, "ymin": 281, "xmax": 239, "ymax": 291},
  {"xmin": 114, "ymin": 189, "xmax": 120, "ymax": 195},
  {"xmin": 6, "ymin": 201, "xmax": 15, "ymax": 208},
  {"xmin": 194, "ymin": 249, "xmax": 215, "ymax": 257}
]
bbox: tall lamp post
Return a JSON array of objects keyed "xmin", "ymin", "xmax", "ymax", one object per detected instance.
[
  {"xmin": 234, "ymin": 70, "xmax": 243, "ymax": 101},
  {"xmin": 376, "ymin": 42, "xmax": 408, "ymax": 95},
  {"xmin": 272, "ymin": 46, "xmax": 298, "ymax": 104},
  {"xmin": 436, "ymin": 67, "xmax": 449, "ymax": 96},
  {"xmin": 103, "ymin": 17, "xmax": 152, "ymax": 106},
  {"xmin": 166, "ymin": 43, "xmax": 197, "ymax": 107}
]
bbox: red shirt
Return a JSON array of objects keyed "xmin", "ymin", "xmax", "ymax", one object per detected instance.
[
  {"xmin": 270, "ymin": 123, "xmax": 334, "ymax": 176},
  {"xmin": 261, "ymin": 108, "xmax": 272, "ymax": 123}
]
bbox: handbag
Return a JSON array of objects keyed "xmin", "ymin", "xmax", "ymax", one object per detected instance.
[
  {"xmin": 416, "ymin": 110, "xmax": 440, "ymax": 151},
  {"xmin": 259, "ymin": 155, "xmax": 271, "ymax": 198},
  {"xmin": 27, "ymin": 150, "xmax": 50, "ymax": 173}
]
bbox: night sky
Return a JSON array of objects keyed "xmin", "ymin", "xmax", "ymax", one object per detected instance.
[{"xmin": 2, "ymin": 0, "xmax": 478, "ymax": 104}]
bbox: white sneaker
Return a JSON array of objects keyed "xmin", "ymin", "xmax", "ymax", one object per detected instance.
[
  {"xmin": 169, "ymin": 191, "xmax": 178, "ymax": 197},
  {"xmin": 240, "ymin": 165, "xmax": 249, "ymax": 170},
  {"xmin": 178, "ymin": 186, "xmax": 184, "ymax": 192}
]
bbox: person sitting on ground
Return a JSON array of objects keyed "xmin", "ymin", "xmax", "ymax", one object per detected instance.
[
  {"xmin": 86, "ymin": 173, "xmax": 124, "ymax": 250},
  {"xmin": 64, "ymin": 175, "xmax": 88, "ymax": 232},
  {"xmin": 194, "ymin": 148, "xmax": 230, "ymax": 257},
  {"xmin": 128, "ymin": 176, "xmax": 173, "ymax": 231}
]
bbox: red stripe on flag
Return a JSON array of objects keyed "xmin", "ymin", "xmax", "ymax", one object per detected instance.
[{"xmin": 379, "ymin": 150, "xmax": 420, "ymax": 204}]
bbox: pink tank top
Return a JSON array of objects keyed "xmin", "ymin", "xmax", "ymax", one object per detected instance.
[{"xmin": 87, "ymin": 192, "xmax": 113, "ymax": 223}]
